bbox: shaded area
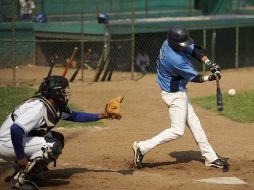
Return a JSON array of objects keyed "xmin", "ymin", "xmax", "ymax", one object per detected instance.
[
  {"xmin": 4, "ymin": 167, "xmax": 134, "ymax": 188},
  {"xmin": 142, "ymin": 150, "xmax": 204, "ymax": 168}
]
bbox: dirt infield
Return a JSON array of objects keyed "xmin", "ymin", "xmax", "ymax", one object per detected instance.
[{"xmin": 0, "ymin": 66, "xmax": 254, "ymax": 190}]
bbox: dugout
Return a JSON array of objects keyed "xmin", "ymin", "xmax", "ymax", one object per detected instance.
[
  {"xmin": 1, "ymin": 0, "xmax": 254, "ymax": 74},
  {"xmin": 34, "ymin": 15, "xmax": 254, "ymax": 72},
  {"xmin": 1, "ymin": 15, "xmax": 254, "ymax": 73}
]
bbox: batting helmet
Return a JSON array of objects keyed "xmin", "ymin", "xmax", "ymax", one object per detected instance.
[
  {"xmin": 167, "ymin": 26, "xmax": 193, "ymax": 51},
  {"xmin": 37, "ymin": 75, "xmax": 70, "ymax": 104},
  {"xmin": 36, "ymin": 12, "xmax": 47, "ymax": 23}
]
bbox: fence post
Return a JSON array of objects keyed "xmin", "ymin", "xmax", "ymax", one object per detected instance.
[
  {"xmin": 145, "ymin": 0, "xmax": 148, "ymax": 15},
  {"xmin": 211, "ymin": 29, "xmax": 216, "ymax": 63},
  {"xmin": 80, "ymin": 0, "xmax": 84, "ymax": 81},
  {"xmin": 103, "ymin": 24, "xmax": 110, "ymax": 73},
  {"xmin": 235, "ymin": 26, "xmax": 239, "ymax": 68},
  {"xmin": 131, "ymin": 0, "xmax": 135, "ymax": 80},
  {"xmin": 11, "ymin": 0, "xmax": 17, "ymax": 86},
  {"xmin": 202, "ymin": 28, "xmax": 206, "ymax": 72}
]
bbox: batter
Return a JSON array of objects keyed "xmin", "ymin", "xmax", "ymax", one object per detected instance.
[{"xmin": 132, "ymin": 26, "xmax": 228, "ymax": 170}]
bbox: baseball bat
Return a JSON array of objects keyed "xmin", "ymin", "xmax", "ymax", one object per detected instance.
[
  {"xmin": 69, "ymin": 62, "xmax": 80, "ymax": 82},
  {"xmin": 69, "ymin": 48, "xmax": 92, "ymax": 82},
  {"xmin": 216, "ymin": 77, "xmax": 223, "ymax": 111},
  {"xmin": 47, "ymin": 61, "xmax": 55, "ymax": 77},
  {"xmin": 94, "ymin": 53, "xmax": 110, "ymax": 82},
  {"xmin": 47, "ymin": 54, "xmax": 58, "ymax": 77},
  {"xmin": 62, "ymin": 47, "xmax": 78, "ymax": 77}
]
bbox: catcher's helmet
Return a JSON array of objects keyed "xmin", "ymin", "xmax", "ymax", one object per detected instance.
[
  {"xmin": 37, "ymin": 75, "xmax": 70, "ymax": 104},
  {"xmin": 167, "ymin": 26, "xmax": 193, "ymax": 51}
]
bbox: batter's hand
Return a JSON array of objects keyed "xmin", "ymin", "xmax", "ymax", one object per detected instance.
[
  {"xmin": 205, "ymin": 60, "xmax": 221, "ymax": 73},
  {"xmin": 208, "ymin": 71, "xmax": 221, "ymax": 81},
  {"xmin": 210, "ymin": 64, "xmax": 221, "ymax": 73}
]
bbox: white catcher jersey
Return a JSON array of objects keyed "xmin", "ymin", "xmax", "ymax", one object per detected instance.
[{"xmin": 0, "ymin": 98, "xmax": 69, "ymax": 142}]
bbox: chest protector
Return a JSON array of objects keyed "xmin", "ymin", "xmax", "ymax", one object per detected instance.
[{"xmin": 11, "ymin": 95, "xmax": 69, "ymax": 136}]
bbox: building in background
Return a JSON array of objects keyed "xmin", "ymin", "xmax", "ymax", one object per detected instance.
[{"xmin": 0, "ymin": 0, "xmax": 254, "ymax": 76}]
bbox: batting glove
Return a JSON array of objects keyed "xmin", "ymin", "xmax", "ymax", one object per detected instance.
[
  {"xmin": 205, "ymin": 60, "xmax": 221, "ymax": 73},
  {"xmin": 208, "ymin": 71, "xmax": 221, "ymax": 81}
]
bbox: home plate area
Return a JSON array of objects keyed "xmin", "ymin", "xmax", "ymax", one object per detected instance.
[{"xmin": 195, "ymin": 177, "xmax": 247, "ymax": 185}]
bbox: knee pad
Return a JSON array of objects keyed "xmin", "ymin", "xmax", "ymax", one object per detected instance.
[
  {"xmin": 42, "ymin": 136, "xmax": 63, "ymax": 161},
  {"xmin": 50, "ymin": 131, "xmax": 65, "ymax": 149},
  {"xmin": 27, "ymin": 157, "xmax": 50, "ymax": 176}
]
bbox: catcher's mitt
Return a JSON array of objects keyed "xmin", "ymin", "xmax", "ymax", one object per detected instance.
[{"xmin": 105, "ymin": 96, "xmax": 124, "ymax": 119}]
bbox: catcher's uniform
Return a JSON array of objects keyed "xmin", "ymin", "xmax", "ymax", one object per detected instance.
[
  {"xmin": 0, "ymin": 96, "xmax": 99, "ymax": 161},
  {"xmin": 137, "ymin": 40, "xmax": 218, "ymax": 163}
]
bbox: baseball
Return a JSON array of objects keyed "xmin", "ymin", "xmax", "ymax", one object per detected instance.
[{"xmin": 228, "ymin": 89, "xmax": 236, "ymax": 96}]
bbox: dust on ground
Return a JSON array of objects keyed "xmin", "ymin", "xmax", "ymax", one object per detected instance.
[{"xmin": 0, "ymin": 66, "xmax": 254, "ymax": 190}]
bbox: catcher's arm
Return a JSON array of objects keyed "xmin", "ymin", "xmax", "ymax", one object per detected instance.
[{"xmin": 98, "ymin": 112, "xmax": 109, "ymax": 119}]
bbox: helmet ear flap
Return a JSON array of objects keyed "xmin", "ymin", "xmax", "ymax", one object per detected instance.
[{"xmin": 37, "ymin": 77, "xmax": 49, "ymax": 96}]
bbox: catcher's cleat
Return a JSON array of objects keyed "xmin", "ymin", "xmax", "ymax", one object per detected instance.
[
  {"xmin": 132, "ymin": 141, "xmax": 144, "ymax": 169},
  {"xmin": 11, "ymin": 176, "xmax": 39, "ymax": 190},
  {"xmin": 17, "ymin": 181, "xmax": 39, "ymax": 190},
  {"xmin": 205, "ymin": 158, "xmax": 229, "ymax": 169}
]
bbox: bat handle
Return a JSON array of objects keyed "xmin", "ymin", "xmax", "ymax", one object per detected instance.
[
  {"xmin": 215, "ymin": 76, "xmax": 223, "ymax": 111},
  {"xmin": 215, "ymin": 76, "xmax": 220, "ymax": 87}
]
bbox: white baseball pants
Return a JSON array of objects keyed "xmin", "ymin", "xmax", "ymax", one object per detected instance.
[
  {"xmin": 138, "ymin": 90, "xmax": 218, "ymax": 163},
  {"xmin": 0, "ymin": 132, "xmax": 54, "ymax": 161}
]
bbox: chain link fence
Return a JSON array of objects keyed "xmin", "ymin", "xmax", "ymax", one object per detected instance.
[{"xmin": 1, "ymin": 0, "xmax": 254, "ymax": 85}]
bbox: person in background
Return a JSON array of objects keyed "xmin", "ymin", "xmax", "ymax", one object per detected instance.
[
  {"xmin": 136, "ymin": 49, "xmax": 150, "ymax": 75},
  {"xmin": 19, "ymin": 0, "xmax": 35, "ymax": 21}
]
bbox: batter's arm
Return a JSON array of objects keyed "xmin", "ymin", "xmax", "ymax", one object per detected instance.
[
  {"xmin": 191, "ymin": 45, "xmax": 207, "ymax": 62},
  {"xmin": 191, "ymin": 73, "xmax": 221, "ymax": 83},
  {"xmin": 190, "ymin": 45, "xmax": 220, "ymax": 72},
  {"xmin": 191, "ymin": 74, "xmax": 206, "ymax": 83}
]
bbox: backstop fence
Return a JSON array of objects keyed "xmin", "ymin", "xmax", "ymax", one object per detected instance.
[{"xmin": 0, "ymin": 0, "xmax": 254, "ymax": 85}]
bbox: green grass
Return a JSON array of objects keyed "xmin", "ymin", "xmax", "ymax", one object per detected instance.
[
  {"xmin": 191, "ymin": 89, "xmax": 254, "ymax": 123},
  {"xmin": 0, "ymin": 87, "xmax": 104, "ymax": 128}
]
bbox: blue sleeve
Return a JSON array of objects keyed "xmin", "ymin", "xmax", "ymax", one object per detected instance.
[
  {"xmin": 184, "ymin": 44, "xmax": 194, "ymax": 55},
  {"xmin": 10, "ymin": 124, "xmax": 26, "ymax": 159},
  {"xmin": 64, "ymin": 111, "xmax": 100, "ymax": 122},
  {"xmin": 172, "ymin": 61, "xmax": 197, "ymax": 81}
]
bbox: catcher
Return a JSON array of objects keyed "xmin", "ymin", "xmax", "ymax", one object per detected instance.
[{"xmin": 0, "ymin": 75, "xmax": 123, "ymax": 190}]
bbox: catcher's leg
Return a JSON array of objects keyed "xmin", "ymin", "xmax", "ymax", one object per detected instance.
[{"xmin": 11, "ymin": 135, "xmax": 63, "ymax": 189}]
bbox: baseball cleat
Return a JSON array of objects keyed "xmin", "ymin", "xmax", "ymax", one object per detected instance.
[
  {"xmin": 216, "ymin": 154, "xmax": 229, "ymax": 162},
  {"xmin": 205, "ymin": 158, "xmax": 229, "ymax": 169},
  {"xmin": 132, "ymin": 141, "xmax": 144, "ymax": 169}
]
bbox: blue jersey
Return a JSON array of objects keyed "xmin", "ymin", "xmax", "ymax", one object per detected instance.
[{"xmin": 156, "ymin": 40, "xmax": 197, "ymax": 92}]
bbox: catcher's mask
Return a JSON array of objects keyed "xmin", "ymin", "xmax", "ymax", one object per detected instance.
[
  {"xmin": 37, "ymin": 75, "xmax": 70, "ymax": 104},
  {"xmin": 167, "ymin": 26, "xmax": 194, "ymax": 52}
]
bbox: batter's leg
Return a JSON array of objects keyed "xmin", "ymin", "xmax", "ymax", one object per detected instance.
[
  {"xmin": 137, "ymin": 91, "xmax": 188, "ymax": 155},
  {"xmin": 186, "ymin": 98, "xmax": 218, "ymax": 163}
]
